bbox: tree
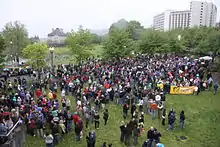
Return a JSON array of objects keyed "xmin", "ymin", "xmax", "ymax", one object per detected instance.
[
  {"xmin": 0, "ymin": 34, "xmax": 6, "ymax": 69},
  {"xmin": 30, "ymin": 36, "xmax": 40, "ymax": 44},
  {"xmin": 90, "ymin": 34, "xmax": 102, "ymax": 44},
  {"xmin": 197, "ymin": 29, "xmax": 220, "ymax": 60},
  {"xmin": 103, "ymin": 28, "xmax": 135, "ymax": 59},
  {"xmin": 2, "ymin": 21, "xmax": 29, "ymax": 57},
  {"xmin": 139, "ymin": 29, "xmax": 167, "ymax": 54},
  {"xmin": 22, "ymin": 43, "xmax": 48, "ymax": 69},
  {"xmin": 66, "ymin": 26, "xmax": 93, "ymax": 62},
  {"xmin": 126, "ymin": 20, "xmax": 144, "ymax": 40}
]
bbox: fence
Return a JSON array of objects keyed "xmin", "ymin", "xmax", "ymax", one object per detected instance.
[{"xmin": 0, "ymin": 121, "xmax": 26, "ymax": 147}]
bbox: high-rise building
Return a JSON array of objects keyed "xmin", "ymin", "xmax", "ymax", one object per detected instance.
[
  {"xmin": 153, "ymin": 1, "xmax": 218, "ymax": 31},
  {"xmin": 153, "ymin": 10, "xmax": 190, "ymax": 31},
  {"xmin": 169, "ymin": 11, "xmax": 190, "ymax": 30},
  {"xmin": 189, "ymin": 1, "xmax": 217, "ymax": 27},
  {"xmin": 153, "ymin": 10, "xmax": 172, "ymax": 31}
]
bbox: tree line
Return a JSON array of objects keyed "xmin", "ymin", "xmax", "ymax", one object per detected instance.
[{"xmin": 0, "ymin": 20, "xmax": 220, "ymax": 70}]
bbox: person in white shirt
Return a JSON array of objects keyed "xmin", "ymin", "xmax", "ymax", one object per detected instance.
[
  {"xmin": 155, "ymin": 94, "xmax": 161, "ymax": 104},
  {"xmin": 45, "ymin": 132, "xmax": 54, "ymax": 147},
  {"xmin": 61, "ymin": 89, "xmax": 65, "ymax": 98}
]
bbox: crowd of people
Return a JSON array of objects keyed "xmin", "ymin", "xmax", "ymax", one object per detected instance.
[{"xmin": 0, "ymin": 54, "xmax": 218, "ymax": 147}]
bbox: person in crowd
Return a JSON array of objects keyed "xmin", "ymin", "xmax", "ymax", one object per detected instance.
[
  {"xmin": 44, "ymin": 132, "xmax": 54, "ymax": 147},
  {"xmin": 119, "ymin": 121, "xmax": 125, "ymax": 142},
  {"xmin": 153, "ymin": 128, "xmax": 162, "ymax": 143},
  {"xmin": 123, "ymin": 103, "xmax": 129, "ymax": 119},
  {"xmin": 51, "ymin": 122, "xmax": 59, "ymax": 145},
  {"xmin": 102, "ymin": 142, "xmax": 107, "ymax": 147},
  {"xmin": 157, "ymin": 102, "xmax": 163, "ymax": 119},
  {"xmin": 94, "ymin": 111, "xmax": 100, "ymax": 129},
  {"xmin": 180, "ymin": 110, "xmax": 185, "ymax": 129},
  {"xmin": 214, "ymin": 82, "xmax": 218, "ymax": 95},
  {"xmin": 86, "ymin": 130, "xmax": 96, "ymax": 147},
  {"xmin": 133, "ymin": 124, "xmax": 140, "ymax": 146},
  {"xmin": 124, "ymin": 122, "xmax": 132, "ymax": 146},
  {"xmin": 131, "ymin": 103, "xmax": 136, "ymax": 118},
  {"xmin": 162, "ymin": 109, "xmax": 166, "ymax": 126},
  {"xmin": 147, "ymin": 127, "xmax": 155, "ymax": 147},
  {"xmin": 36, "ymin": 115, "xmax": 44, "ymax": 138},
  {"xmin": 75, "ymin": 119, "xmax": 82, "ymax": 141},
  {"xmin": 151, "ymin": 102, "xmax": 157, "ymax": 120},
  {"xmin": 168, "ymin": 109, "xmax": 176, "ymax": 130},
  {"xmin": 103, "ymin": 109, "xmax": 109, "ymax": 125}
]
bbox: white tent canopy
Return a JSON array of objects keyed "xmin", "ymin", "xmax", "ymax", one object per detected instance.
[{"xmin": 199, "ymin": 56, "xmax": 212, "ymax": 61}]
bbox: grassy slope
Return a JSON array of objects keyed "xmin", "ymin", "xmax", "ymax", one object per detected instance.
[{"xmin": 25, "ymin": 91, "xmax": 220, "ymax": 147}]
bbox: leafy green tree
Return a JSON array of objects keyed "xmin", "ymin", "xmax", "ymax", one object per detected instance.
[
  {"xmin": 103, "ymin": 28, "xmax": 134, "ymax": 59},
  {"xmin": 197, "ymin": 29, "xmax": 220, "ymax": 60},
  {"xmin": 29, "ymin": 36, "xmax": 40, "ymax": 44},
  {"xmin": 0, "ymin": 34, "xmax": 6, "ymax": 69},
  {"xmin": 22, "ymin": 43, "xmax": 48, "ymax": 69},
  {"xmin": 90, "ymin": 34, "xmax": 102, "ymax": 44},
  {"xmin": 66, "ymin": 26, "xmax": 93, "ymax": 62},
  {"xmin": 2, "ymin": 21, "xmax": 29, "ymax": 57},
  {"xmin": 126, "ymin": 20, "xmax": 144, "ymax": 40},
  {"xmin": 139, "ymin": 29, "xmax": 167, "ymax": 54}
]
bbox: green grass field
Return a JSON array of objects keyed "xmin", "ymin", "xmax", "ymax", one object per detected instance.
[
  {"xmin": 24, "ymin": 91, "xmax": 220, "ymax": 147},
  {"xmin": 51, "ymin": 45, "xmax": 104, "ymax": 65}
]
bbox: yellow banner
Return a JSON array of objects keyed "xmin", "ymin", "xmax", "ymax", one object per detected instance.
[{"xmin": 170, "ymin": 86, "xmax": 195, "ymax": 95}]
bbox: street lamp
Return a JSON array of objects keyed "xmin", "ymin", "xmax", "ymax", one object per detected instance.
[
  {"xmin": 49, "ymin": 47, "xmax": 54, "ymax": 71},
  {"xmin": 178, "ymin": 35, "xmax": 181, "ymax": 41}
]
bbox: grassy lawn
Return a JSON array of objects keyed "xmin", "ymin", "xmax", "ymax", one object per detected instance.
[
  {"xmin": 24, "ymin": 91, "xmax": 220, "ymax": 147},
  {"xmin": 51, "ymin": 45, "xmax": 104, "ymax": 65}
]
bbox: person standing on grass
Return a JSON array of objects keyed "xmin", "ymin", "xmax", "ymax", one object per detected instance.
[
  {"xmin": 180, "ymin": 110, "xmax": 185, "ymax": 129},
  {"xmin": 123, "ymin": 103, "xmax": 129, "ymax": 119},
  {"xmin": 75, "ymin": 120, "xmax": 81, "ymax": 141},
  {"xmin": 45, "ymin": 132, "xmax": 54, "ymax": 147},
  {"xmin": 161, "ymin": 109, "xmax": 166, "ymax": 126},
  {"xmin": 94, "ymin": 111, "xmax": 100, "ymax": 129},
  {"xmin": 131, "ymin": 103, "xmax": 136, "ymax": 118},
  {"xmin": 103, "ymin": 109, "xmax": 109, "ymax": 125},
  {"xmin": 133, "ymin": 124, "xmax": 140, "ymax": 146},
  {"xmin": 214, "ymin": 83, "xmax": 218, "ymax": 95},
  {"xmin": 151, "ymin": 102, "xmax": 157, "ymax": 120},
  {"xmin": 168, "ymin": 109, "xmax": 176, "ymax": 130},
  {"xmin": 119, "ymin": 121, "xmax": 126, "ymax": 142},
  {"xmin": 86, "ymin": 131, "xmax": 96, "ymax": 147}
]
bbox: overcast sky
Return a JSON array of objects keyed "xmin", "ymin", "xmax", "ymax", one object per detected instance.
[{"xmin": 0, "ymin": 0, "xmax": 219, "ymax": 37}]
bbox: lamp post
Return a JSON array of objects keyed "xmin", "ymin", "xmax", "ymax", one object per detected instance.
[
  {"xmin": 178, "ymin": 35, "xmax": 181, "ymax": 41},
  {"xmin": 49, "ymin": 47, "xmax": 54, "ymax": 72}
]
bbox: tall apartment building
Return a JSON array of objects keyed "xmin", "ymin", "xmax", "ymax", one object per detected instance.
[
  {"xmin": 153, "ymin": 11, "xmax": 172, "ymax": 31},
  {"xmin": 153, "ymin": 10, "xmax": 190, "ymax": 31},
  {"xmin": 190, "ymin": 1, "xmax": 217, "ymax": 27},
  {"xmin": 169, "ymin": 11, "xmax": 190, "ymax": 30},
  {"xmin": 153, "ymin": 1, "xmax": 218, "ymax": 31}
]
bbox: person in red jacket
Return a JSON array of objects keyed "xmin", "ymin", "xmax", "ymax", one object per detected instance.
[
  {"xmin": 73, "ymin": 112, "xmax": 80, "ymax": 125},
  {"xmin": 35, "ymin": 89, "xmax": 42, "ymax": 98}
]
